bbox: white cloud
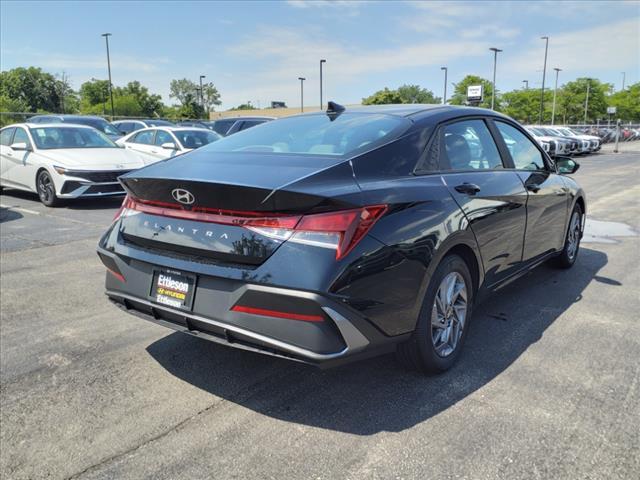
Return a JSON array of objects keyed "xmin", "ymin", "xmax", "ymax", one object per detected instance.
[
  {"xmin": 223, "ymin": 26, "xmax": 492, "ymax": 107},
  {"xmin": 503, "ymin": 18, "xmax": 640, "ymax": 75}
]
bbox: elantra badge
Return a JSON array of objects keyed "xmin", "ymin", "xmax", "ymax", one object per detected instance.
[{"xmin": 172, "ymin": 188, "xmax": 195, "ymax": 205}]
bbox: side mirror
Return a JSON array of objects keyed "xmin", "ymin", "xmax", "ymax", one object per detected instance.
[
  {"xmin": 10, "ymin": 142, "xmax": 31, "ymax": 151},
  {"xmin": 161, "ymin": 142, "xmax": 177, "ymax": 150},
  {"xmin": 556, "ymin": 157, "xmax": 580, "ymax": 174},
  {"xmin": 120, "ymin": 130, "xmax": 128, "ymax": 135}
]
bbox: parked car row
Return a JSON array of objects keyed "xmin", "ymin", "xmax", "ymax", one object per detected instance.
[
  {"xmin": 1, "ymin": 114, "xmax": 276, "ymax": 206},
  {"xmin": 577, "ymin": 126, "xmax": 640, "ymax": 143},
  {"xmin": 526, "ymin": 125, "xmax": 601, "ymax": 157}
]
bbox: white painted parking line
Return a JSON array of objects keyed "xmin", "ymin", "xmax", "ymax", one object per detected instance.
[{"xmin": 0, "ymin": 204, "xmax": 42, "ymax": 215}]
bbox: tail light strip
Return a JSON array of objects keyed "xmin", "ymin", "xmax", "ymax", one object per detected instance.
[{"xmin": 115, "ymin": 195, "xmax": 387, "ymax": 260}]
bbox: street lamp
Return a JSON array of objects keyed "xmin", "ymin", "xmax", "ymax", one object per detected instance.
[
  {"xmin": 522, "ymin": 80, "xmax": 529, "ymax": 90},
  {"xmin": 298, "ymin": 77, "xmax": 306, "ymax": 112},
  {"xmin": 551, "ymin": 68, "xmax": 562, "ymax": 125},
  {"xmin": 101, "ymin": 33, "xmax": 115, "ymax": 119},
  {"xmin": 584, "ymin": 78, "xmax": 591, "ymax": 125},
  {"xmin": 489, "ymin": 47, "xmax": 502, "ymax": 110},
  {"xmin": 621, "ymin": 72, "xmax": 626, "ymax": 91},
  {"xmin": 199, "ymin": 75, "xmax": 206, "ymax": 112},
  {"xmin": 320, "ymin": 59, "xmax": 326, "ymax": 110},
  {"xmin": 539, "ymin": 36, "xmax": 549, "ymax": 123},
  {"xmin": 441, "ymin": 67, "xmax": 448, "ymax": 104}
]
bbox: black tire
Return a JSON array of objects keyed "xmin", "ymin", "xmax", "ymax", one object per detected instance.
[
  {"xmin": 36, "ymin": 170, "xmax": 62, "ymax": 207},
  {"xmin": 397, "ymin": 254, "xmax": 474, "ymax": 374},
  {"xmin": 552, "ymin": 204, "xmax": 583, "ymax": 269}
]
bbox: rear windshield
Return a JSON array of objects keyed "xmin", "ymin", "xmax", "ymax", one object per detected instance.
[
  {"xmin": 30, "ymin": 127, "xmax": 117, "ymax": 149},
  {"xmin": 67, "ymin": 117, "xmax": 121, "ymax": 136},
  {"xmin": 146, "ymin": 119, "xmax": 174, "ymax": 127},
  {"xmin": 201, "ymin": 113, "xmax": 410, "ymax": 156},
  {"xmin": 174, "ymin": 130, "xmax": 221, "ymax": 149}
]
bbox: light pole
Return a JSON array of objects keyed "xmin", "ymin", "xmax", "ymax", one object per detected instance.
[
  {"xmin": 522, "ymin": 80, "xmax": 529, "ymax": 90},
  {"xmin": 298, "ymin": 77, "xmax": 306, "ymax": 112},
  {"xmin": 441, "ymin": 67, "xmax": 448, "ymax": 104},
  {"xmin": 584, "ymin": 79, "xmax": 591, "ymax": 125},
  {"xmin": 539, "ymin": 36, "xmax": 549, "ymax": 123},
  {"xmin": 551, "ymin": 68, "xmax": 561, "ymax": 125},
  {"xmin": 621, "ymin": 72, "xmax": 626, "ymax": 91},
  {"xmin": 101, "ymin": 33, "xmax": 115, "ymax": 119},
  {"xmin": 489, "ymin": 47, "xmax": 502, "ymax": 110},
  {"xmin": 199, "ymin": 75, "xmax": 206, "ymax": 113},
  {"xmin": 320, "ymin": 59, "xmax": 326, "ymax": 110}
]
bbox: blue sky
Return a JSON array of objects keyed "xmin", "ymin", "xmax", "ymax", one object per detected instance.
[{"xmin": 1, "ymin": 0, "xmax": 638, "ymax": 110}]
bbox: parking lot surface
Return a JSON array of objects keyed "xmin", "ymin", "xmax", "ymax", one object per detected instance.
[{"xmin": 1, "ymin": 147, "xmax": 639, "ymax": 479}]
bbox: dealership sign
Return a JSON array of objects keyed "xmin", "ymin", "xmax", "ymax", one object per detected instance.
[
  {"xmin": 607, "ymin": 106, "xmax": 617, "ymax": 114},
  {"xmin": 467, "ymin": 85, "xmax": 483, "ymax": 102}
]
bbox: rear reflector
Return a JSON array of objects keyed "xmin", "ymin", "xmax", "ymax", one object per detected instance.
[
  {"xmin": 231, "ymin": 305, "xmax": 324, "ymax": 322},
  {"xmin": 97, "ymin": 251, "xmax": 126, "ymax": 282},
  {"xmin": 114, "ymin": 196, "xmax": 387, "ymax": 260}
]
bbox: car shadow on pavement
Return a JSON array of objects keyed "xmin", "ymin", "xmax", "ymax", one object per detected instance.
[
  {"xmin": 147, "ymin": 247, "xmax": 612, "ymax": 435},
  {"xmin": 0, "ymin": 206, "xmax": 23, "ymax": 223},
  {"xmin": 0, "ymin": 189, "xmax": 123, "ymax": 210}
]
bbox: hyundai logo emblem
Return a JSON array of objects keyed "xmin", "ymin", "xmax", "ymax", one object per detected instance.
[{"xmin": 171, "ymin": 188, "xmax": 195, "ymax": 205}]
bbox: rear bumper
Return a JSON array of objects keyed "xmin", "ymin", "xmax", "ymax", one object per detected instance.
[{"xmin": 99, "ymin": 246, "xmax": 403, "ymax": 367}]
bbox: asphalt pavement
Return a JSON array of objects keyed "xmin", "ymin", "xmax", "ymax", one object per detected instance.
[{"xmin": 1, "ymin": 147, "xmax": 639, "ymax": 479}]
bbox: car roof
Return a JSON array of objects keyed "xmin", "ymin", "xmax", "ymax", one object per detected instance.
[
  {"xmin": 21, "ymin": 122, "xmax": 95, "ymax": 129},
  {"xmin": 218, "ymin": 116, "xmax": 275, "ymax": 121},
  {"xmin": 30, "ymin": 114, "xmax": 106, "ymax": 120},
  {"xmin": 132, "ymin": 126, "xmax": 211, "ymax": 132}
]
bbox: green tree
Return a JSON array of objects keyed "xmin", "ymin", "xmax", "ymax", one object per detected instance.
[
  {"xmin": 362, "ymin": 87, "xmax": 403, "ymax": 105},
  {"xmin": 0, "ymin": 67, "xmax": 66, "ymax": 112},
  {"xmin": 396, "ymin": 84, "xmax": 441, "ymax": 104},
  {"xmin": 501, "ymin": 88, "xmax": 554, "ymax": 124},
  {"xmin": 117, "ymin": 81, "xmax": 164, "ymax": 117},
  {"xmin": 169, "ymin": 78, "xmax": 204, "ymax": 118},
  {"xmin": 607, "ymin": 82, "xmax": 640, "ymax": 122},
  {"xmin": 229, "ymin": 103, "xmax": 257, "ymax": 111},
  {"xmin": 449, "ymin": 75, "xmax": 495, "ymax": 109},
  {"xmin": 79, "ymin": 79, "xmax": 111, "ymax": 112},
  {"xmin": 201, "ymin": 82, "xmax": 222, "ymax": 112},
  {"xmin": 557, "ymin": 78, "xmax": 611, "ymax": 124}
]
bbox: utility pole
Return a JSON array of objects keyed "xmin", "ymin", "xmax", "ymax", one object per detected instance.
[
  {"xmin": 298, "ymin": 77, "xmax": 305, "ymax": 112},
  {"xmin": 621, "ymin": 72, "xmax": 626, "ymax": 90},
  {"xmin": 539, "ymin": 36, "xmax": 549, "ymax": 123},
  {"xmin": 320, "ymin": 59, "xmax": 326, "ymax": 110},
  {"xmin": 551, "ymin": 68, "xmax": 561, "ymax": 125},
  {"xmin": 101, "ymin": 33, "xmax": 115, "ymax": 119},
  {"xmin": 199, "ymin": 75, "xmax": 206, "ymax": 114},
  {"xmin": 584, "ymin": 79, "xmax": 591, "ymax": 125},
  {"xmin": 522, "ymin": 80, "xmax": 529, "ymax": 90},
  {"xmin": 441, "ymin": 67, "xmax": 448, "ymax": 104},
  {"xmin": 489, "ymin": 47, "xmax": 502, "ymax": 110}
]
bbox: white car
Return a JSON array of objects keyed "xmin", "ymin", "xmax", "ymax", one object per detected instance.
[
  {"xmin": 553, "ymin": 127, "xmax": 601, "ymax": 152},
  {"xmin": 112, "ymin": 118, "xmax": 175, "ymax": 136},
  {"xmin": 116, "ymin": 126, "xmax": 221, "ymax": 164},
  {"xmin": 0, "ymin": 123, "xmax": 146, "ymax": 207}
]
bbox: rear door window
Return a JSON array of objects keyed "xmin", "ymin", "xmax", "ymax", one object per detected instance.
[
  {"xmin": 438, "ymin": 119, "xmax": 504, "ymax": 171},
  {"xmin": 495, "ymin": 122, "xmax": 546, "ymax": 171},
  {"xmin": 154, "ymin": 130, "xmax": 175, "ymax": 146},
  {"xmin": 132, "ymin": 130, "xmax": 155, "ymax": 145},
  {"xmin": 12, "ymin": 128, "xmax": 32, "ymax": 148},
  {"xmin": 1, "ymin": 128, "xmax": 15, "ymax": 146}
]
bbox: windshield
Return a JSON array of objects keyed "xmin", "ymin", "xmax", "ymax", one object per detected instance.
[
  {"xmin": 146, "ymin": 119, "xmax": 174, "ymax": 127},
  {"xmin": 30, "ymin": 127, "xmax": 118, "ymax": 149},
  {"xmin": 556, "ymin": 128, "xmax": 574, "ymax": 136},
  {"xmin": 202, "ymin": 113, "xmax": 410, "ymax": 156},
  {"xmin": 174, "ymin": 130, "xmax": 221, "ymax": 149},
  {"xmin": 68, "ymin": 117, "xmax": 121, "ymax": 136}
]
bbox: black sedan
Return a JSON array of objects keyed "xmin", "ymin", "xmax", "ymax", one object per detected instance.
[{"xmin": 98, "ymin": 103, "xmax": 585, "ymax": 374}]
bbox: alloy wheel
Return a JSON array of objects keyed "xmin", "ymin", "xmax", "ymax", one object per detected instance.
[
  {"xmin": 566, "ymin": 211, "xmax": 581, "ymax": 260},
  {"xmin": 38, "ymin": 172, "xmax": 54, "ymax": 204},
  {"xmin": 431, "ymin": 272, "xmax": 468, "ymax": 357}
]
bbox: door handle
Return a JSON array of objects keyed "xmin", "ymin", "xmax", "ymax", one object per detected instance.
[
  {"xmin": 6, "ymin": 152, "xmax": 13, "ymax": 157},
  {"xmin": 526, "ymin": 183, "xmax": 541, "ymax": 193},
  {"xmin": 454, "ymin": 183, "xmax": 481, "ymax": 195},
  {"xmin": 151, "ymin": 150, "xmax": 158, "ymax": 154}
]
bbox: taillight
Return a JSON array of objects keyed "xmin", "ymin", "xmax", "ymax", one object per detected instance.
[
  {"xmin": 289, "ymin": 206, "xmax": 387, "ymax": 259},
  {"xmin": 113, "ymin": 195, "xmax": 134, "ymax": 221},
  {"xmin": 121, "ymin": 197, "xmax": 387, "ymax": 260}
]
